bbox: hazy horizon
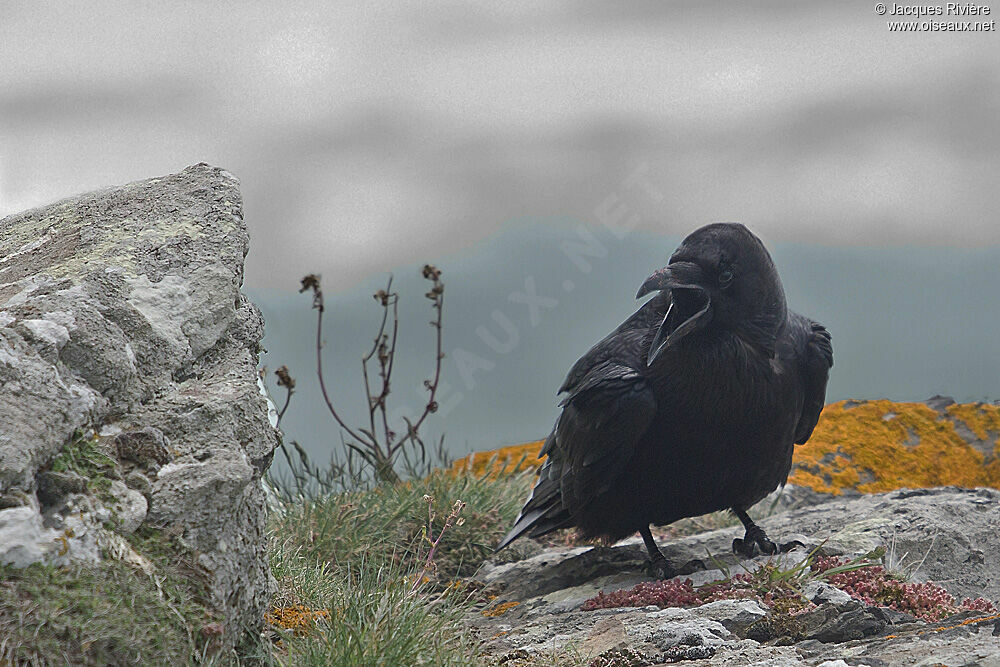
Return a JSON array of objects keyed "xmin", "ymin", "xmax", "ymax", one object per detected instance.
[{"xmin": 3, "ymin": 2, "xmax": 998, "ymax": 294}]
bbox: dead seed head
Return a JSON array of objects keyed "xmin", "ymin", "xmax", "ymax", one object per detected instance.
[
  {"xmin": 275, "ymin": 365, "xmax": 295, "ymax": 390},
  {"xmin": 299, "ymin": 274, "xmax": 324, "ymax": 309},
  {"xmin": 300, "ymin": 274, "xmax": 321, "ymax": 293}
]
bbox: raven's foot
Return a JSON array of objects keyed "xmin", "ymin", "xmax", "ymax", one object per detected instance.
[
  {"xmin": 731, "ymin": 508, "xmax": 784, "ymax": 559},
  {"xmin": 732, "ymin": 534, "xmax": 805, "ymax": 558},
  {"xmin": 645, "ymin": 554, "xmax": 677, "ymax": 580},
  {"xmin": 640, "ymin": 524, "xmax": 676, "ymax": 579},
  {"xmin": 732, "ymin": 524, "xmax": 778, "ymax": 559}
]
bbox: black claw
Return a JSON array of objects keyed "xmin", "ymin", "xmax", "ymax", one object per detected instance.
[
  {"xmin": 778, "ymin": 540, "xmax": 805, "ymax": 553},
  {"xmin": 732, "ymin": 537, "xmax": 752, "ymax": 558}
]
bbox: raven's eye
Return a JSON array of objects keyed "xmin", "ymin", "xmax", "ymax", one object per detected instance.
[{"xmin": 718, "ymin": 268, "xmax": 734, "ymax": 287}]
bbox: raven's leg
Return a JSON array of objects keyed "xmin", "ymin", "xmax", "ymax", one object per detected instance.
[
  {"xmin": 731, "ymin": 509, "xmax": 778, "ymax": 559},
  {"xmin": 640, "ymin": 525, "xmax": 676, "ymax": 579}
]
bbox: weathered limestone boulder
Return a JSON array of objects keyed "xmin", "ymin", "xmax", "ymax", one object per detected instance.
[
  {"xmin": 471, "ymin": 487, "xmax": 1000, "ymax": 666},
  {"xmin": 0, "ymin": 164, "xmax": 279, "ymax": 646}
]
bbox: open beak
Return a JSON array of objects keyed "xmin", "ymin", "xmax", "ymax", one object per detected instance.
[{"xmin": 636, "ymin": 262, "xmax": 712, "ymax": 366}]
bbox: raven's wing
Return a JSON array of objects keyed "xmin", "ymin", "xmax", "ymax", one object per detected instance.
[
  {"xmin": 558, "ymin": 293, "xmax": 667, "ymax": 394},
  {"xmin": 785, "ymin": 313, "xmax": 833, "ymax": 444},
  {"xmin": 496, "ymin": 297, "xmax": 664, "ymax": 551}
]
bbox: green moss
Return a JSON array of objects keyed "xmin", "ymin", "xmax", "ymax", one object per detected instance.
[
  {"xmin": 0, "ymin": 526, "xmax": 221, "ymax": 665},
  {"xmin": 48, "ymin": 430, "xmax": 119, "ymax": 508}
]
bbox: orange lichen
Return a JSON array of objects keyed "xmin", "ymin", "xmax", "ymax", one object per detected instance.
[
  {"xmin": 266, "ymin": 605, "xmax": 331, "ymax": 636},
  {"xmin": 946, "ymin": 402, "xmax": 1000, "ymax": 442},
  {"xmin": 450, "ymin": 440, "xmax": 544, "ymax": 478},
  {"xmin": 456, "ymin": 400, "xmax": 1000, "ymax": 496},
  {"xmin": 883, "ymin": 611, "xmax": 1000, "ymax": 640},
  {"xmin": 481, "ymin": 601, "xmax": 520, "ymax": 617},
  {"xmin": 789, "ymin": 400, "xmax": 1000, "ymax": 494}
]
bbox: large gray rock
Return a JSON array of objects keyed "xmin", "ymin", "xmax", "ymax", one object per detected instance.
[
  {"xmin": 471, "ymin": 487, "xmax": 1000, "ymax": 666},
  {"xmin": 0, "ymin": 164, "xmax": 279, "ymax": 647}
]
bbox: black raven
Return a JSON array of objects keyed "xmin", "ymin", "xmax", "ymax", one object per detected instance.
[{"xmin": 496, "ymin": 223, "xmax": 832, "ymax": 577}]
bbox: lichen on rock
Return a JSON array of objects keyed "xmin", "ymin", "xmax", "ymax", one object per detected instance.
[
  {"xmin": 0, "ymin": 163, "xmax": 279, "ymax": 649},
  {"xmin": 790, "ymin": 398, "xmax": 1000, "ymax": 494}
]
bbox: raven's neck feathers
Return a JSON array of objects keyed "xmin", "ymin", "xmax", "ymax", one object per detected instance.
[{"xmin": 737, "ymin": 286, "xmax": 787, "ymax": 358}]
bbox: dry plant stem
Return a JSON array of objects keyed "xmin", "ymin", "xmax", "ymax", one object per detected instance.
[
  {"xmin": 359, "ymin": 276, "xmax": 400, "ymax": 466},
  {"xmin": 278, "ymin": 394, "xmax": 292, "ymax": 421},
  {"xmin": 410, "ymin": 496, "xmax": 466, "ymax": 595},
  {"xmin": 407, "ymin": 280, "xmax": 444, "ymax": 441},
  {"xmin": 261, "ymin": 367, "xmax": 302, "ymax": 484},
  {"xmin": 397, "ymin": 266, "xmax": 445, "ymax": 467},
  {"xmin": 308, "ymin": 282, "xmax": 381, "ymax": 466},
  {"xmin": 298, "ymin": 268, "xmax": 444, "ymax": 483}
]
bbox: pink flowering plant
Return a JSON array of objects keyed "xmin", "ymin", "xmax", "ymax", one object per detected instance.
[{"xmin": 582, "ymin": 545, "xmax": 995, "ymax": 623}]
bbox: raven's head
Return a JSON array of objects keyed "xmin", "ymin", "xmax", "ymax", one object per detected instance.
[{"xmin": 636, "ymin": 223, "xmax": 787, "ymax": 366}]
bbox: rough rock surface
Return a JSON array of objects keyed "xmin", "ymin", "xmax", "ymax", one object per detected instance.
[
  {"xmin": 470, "ymin": 487, "xmax": 1000, "ymax": 666},
  {"xmin": 0, "ymin": 164, "xmax": 279, "ymax": 646}
]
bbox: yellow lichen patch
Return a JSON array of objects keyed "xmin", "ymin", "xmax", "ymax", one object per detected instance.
[
  {"xmin": 946, "ymin": 402, "xmax": 1000, "ymax": 443},
  {"xmin": 789, "ymin": 400, "xmax": 999, "ymax": 494},
  {"xmin": 481, "ymin": 601, "xmax": 520, "ymax": 617},
  {"xmin": 266, "ymin": 605, "xmax": 331, "ymax": 636},
  {"xmin": 451, "ymin": 440, "xmax": 544, "ymax": 478}
]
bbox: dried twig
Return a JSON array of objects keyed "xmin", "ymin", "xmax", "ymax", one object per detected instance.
[
  {"xmin": 294, "ymin": 266, "xmax": 446, "ymax": 483},
  {"xmin": 300, "ymin": 274, "xmax": 380, "ymax": 465},
  {"xmin": 409, "ymin": 495, "xmax": 465, "ymax": 594}
]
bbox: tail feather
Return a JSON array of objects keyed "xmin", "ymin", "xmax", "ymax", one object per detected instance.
[
  {"xmin": 495, "ymin": 509, "xmax": 546, "ymax": 552},
  {"xmin": 494, "ymin": 451, "xmax": 571, "ymax": 552},
  {"xmin": 495, "ymin": 505, "xmax": 572, "ymax": 552}
]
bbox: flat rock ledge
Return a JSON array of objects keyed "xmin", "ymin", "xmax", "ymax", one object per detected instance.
[
  {"xmin": 469, "ymin": 487, "xmax": 1000, "ymax": 666},
  {"xmin": 0, "ymin": 164, "xmax": 279, "ymax": 648}
]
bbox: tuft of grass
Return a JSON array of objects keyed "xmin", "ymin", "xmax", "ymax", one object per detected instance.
[
  {"xmin": 268, "ymin": 551, "xmax": 479, "ymax": 666},
  {"xmin": 270, "ymin": 468, "xmax": 534, "ymax": 586},
  {"xmin": 266, "ymin": 468, "xmax": 536, "ymax": 664},
  {"xmin": 0, "ymin": 527, "xmax": 221, "ymax": 666},
  {"xmin": 50, "ymin": 430, "xmax": 116, "ymax": 478}
]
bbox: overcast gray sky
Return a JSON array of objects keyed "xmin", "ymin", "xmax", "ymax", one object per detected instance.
[
  {"xmin": 4, "ymin": 2, "xmax": 998, "ymax": 466},
  {"xmin": 2, "ymin": 2, "xmax": 997, "ymax": 292}
]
